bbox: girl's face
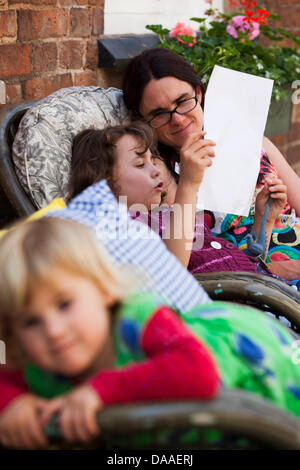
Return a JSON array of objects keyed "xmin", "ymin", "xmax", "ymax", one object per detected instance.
[
  {"xmin": 139, "ymin": 76, "xmax": 203, "ymax": 151},
  {"xmin": 113, "ymin": 134, "xmax": 165, "ymax": 210},
  {"xmin": 13, "ymin": 268, "xmax": 115, "ymax": 379}
]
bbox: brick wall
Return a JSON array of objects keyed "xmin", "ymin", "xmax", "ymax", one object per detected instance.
[
  {"xmin": 225, "ymin": 0, "xmax": 300, "ymax": 176},
  {"xmin": 262, "ymin": 0, "xmax": 300, "ymax": 177},
  {"xmin": 0, "ymin": 0, "xmax": 104, "ymax": 104}
]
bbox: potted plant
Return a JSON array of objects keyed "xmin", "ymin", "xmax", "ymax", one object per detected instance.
[{"xmin": 146, "ymin": 0, "xmax": 300, "ymax": 136}]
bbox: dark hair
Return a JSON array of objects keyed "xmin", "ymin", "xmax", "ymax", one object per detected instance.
[
  {"xmin": 122, "ymin": 48, "xmax": 205, "ymax": 117},
  {"xmin": 68, "ymin": 121, "xmax": 158, "ymax": 201}
]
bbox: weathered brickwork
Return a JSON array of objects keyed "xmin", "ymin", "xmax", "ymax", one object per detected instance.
[{"xmin": 0, "ymin": 0, "xmax": 104, "ymax": 103}]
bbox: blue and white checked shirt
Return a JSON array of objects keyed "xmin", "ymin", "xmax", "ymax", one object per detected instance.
[{"xmin": 47, "ymin": 180, "xmax": 211, "ymax": 312}]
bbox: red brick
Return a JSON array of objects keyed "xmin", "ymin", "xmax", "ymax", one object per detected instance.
[
  {"xmin": 6, "ymin": 83, "xmax": 22, "ymax": 104},
  {"xmin": 75, "ymin": 0, "xmax": 103, "ymax": 4},
  {"xmin": 59, "ymin": 40, "xmax": 84, "ymax": 69},
  {"xmin": 287, "ymin": 144, "xmax": 300, "ymax": 166},
  {"xmin": 0, "ymin": 44, "xmax": 31, "ymax": 78},
  {"xmin": 288, "ymin": 121, "xmax": 300, "ymax": 143},
  {"xmin": 86, "ymin": 39, "xmax": 98, "ymax": 69},
  {"xmin": 0, "ymin": 11, "xmax": 17, "ymax": 38},
  {"xmin": 74, "ymin": 70, "xmax": 97, "ymax": 86},
  {"xmin": 18, "ymin": 9, "xmax": 68, "ymax": 41},
  {"xmin": 70, "ymin": 8, "xmax": 90, "ymax": 38},
  {"xmin": 91, "ymin": 8, "xmax": 103, "ymax": 36},
  {"xmin": 272, "ymin": 6, "xmax": 300, "ymax": 28},
  {"xmin": 292, "ymin": 103, "xmax": 300, "ymax": 122},
  {"xmin": 90, "ymin": 0, "xmax": 104, "ymax": 5},
  {"xmin": 58, "ymin": 0, "xmax": 73, "ymax": 5},
  {"xmin": 277, "ymin": 1, "xmax": 300, "ymax": 4},
  {"xmin": 32, "ymin": 42, "xmax": 58, "ymax": 73},
  {"xmin": 24, "ymin": 73, "xmax": 73, "ymax": 100},
  {"xmin": 8, "ymin": 0, "xmax": 56, "ymax": 4}
]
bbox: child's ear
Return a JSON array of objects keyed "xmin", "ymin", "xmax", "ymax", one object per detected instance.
[{"xmin": 102, "ymin": 291, "xmax": 117, "ymax": 308}]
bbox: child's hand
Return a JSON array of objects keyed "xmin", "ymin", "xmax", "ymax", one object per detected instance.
[
  {"xmin": 179, "ymin": 131, "xmax": 215, "ymax": 188},
  {"xmin": 255, "ymin": 175, "xmax": 287, "ymax": 221},
  {"xmin": 0, "ymin": 394, "xmax": 49, "ymax": 449},
  {"xmin": 39, "ymin": 384, "xmax": 102, "ymax": 444}
]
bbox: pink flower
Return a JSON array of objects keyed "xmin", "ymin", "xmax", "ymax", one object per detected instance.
[
  {"xmin": 226, "ymin": 24, "xmax": 238, "ymax": 38},
  {"xmin": 248, "ymin": 21, "xmax": 260, "ymax": 39},
  {"xmin": 232, "ymin": 15, "xmax": 246, "ymax": 27},
  {"xmin": 170, "ymin": 22, "xmax": 197, "ymax": 47},
  {"xmin": 204, "ymin": 0, "xmax": 213, "ymax": 3},
  {"xmin": 226, "ymin": 15, "xmax": 260, "ymax": 40}
]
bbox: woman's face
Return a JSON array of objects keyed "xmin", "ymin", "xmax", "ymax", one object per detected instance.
[{"xmin": 139, "ymin": 76, "xmax": 204, "ymax": 151}]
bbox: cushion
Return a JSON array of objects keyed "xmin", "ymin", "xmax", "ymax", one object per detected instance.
[{"xmin": 12, "ymin": 86, "xmax": 129, "ymax": 208}]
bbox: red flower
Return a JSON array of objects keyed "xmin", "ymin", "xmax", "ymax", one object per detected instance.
[
  {"xmin": 256, "ymin": 9, "xmax": 271, "ymax": 26},
  {"xmin": 229, "ymin": 1, "xmax": 270, "ymax": 27}
]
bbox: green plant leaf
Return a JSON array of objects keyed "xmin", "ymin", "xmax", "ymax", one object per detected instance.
[
  {"xmin": 145, "ymin": 4, "xmax": 300, "ymax": 102},
  {"xmin": 190, "ymin": 17, "xmax": 206, "ymax": 24}
]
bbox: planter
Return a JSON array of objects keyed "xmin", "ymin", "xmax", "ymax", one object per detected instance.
[{"xmin": 265, "ymin": 88, "xmax": 293, "ymax": 137}]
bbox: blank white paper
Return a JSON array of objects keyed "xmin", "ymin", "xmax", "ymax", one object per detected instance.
[{"xmin": 196, "ymin": 65, "xmax": 273, "ymax": 216}]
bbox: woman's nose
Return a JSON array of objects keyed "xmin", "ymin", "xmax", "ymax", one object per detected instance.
[{"xmin": 170, "ymin": 111, "xmax": 185, "ymax": 125}]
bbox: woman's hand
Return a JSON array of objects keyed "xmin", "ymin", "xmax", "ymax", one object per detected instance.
[
  {"xmin": 262, "ymin": 136, "xmax": 300, "ymax": 217},
  {"xmin": 0, "ymin": 394, "xmax": 49, "ymax": 449},
  {"xmin": 255, "ymin": 175, "xmax": 288, "ymax": 221},
  {"xmin": 39, "ymin": 384, "xmax": 102, "ymax": 444},
  {"xmin": 179, "ymin": 131, "xmax": 216, "ymax": 188}
]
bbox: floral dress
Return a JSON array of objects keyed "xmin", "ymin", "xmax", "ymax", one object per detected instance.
[
  {"xmin": 205, "ymin": 151, "xmax": 300, "ymax": 263},
  {"xmin": 3, "ymin": 293, "xmax": 300, "ymax": 448},
  {"xmin": 21, "ymin": 293, "xmax": 300, "ymax": 417}
]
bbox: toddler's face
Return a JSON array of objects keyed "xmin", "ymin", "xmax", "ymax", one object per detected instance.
[
  {"xmin": 113, "ymin": 134, "xmax": 165, "ymax": 211},
  {"xmin": 153, "ymin": 158, "xmax": 177, "ymax": 206},
  {"xmin": 13, "ymin": 268, "xmax": 114, "ymax": 378}
]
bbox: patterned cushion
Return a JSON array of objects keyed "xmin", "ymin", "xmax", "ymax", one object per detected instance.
[{"xmin": 12, "ymin": 86, "xmax": 129, "ymax": 208}]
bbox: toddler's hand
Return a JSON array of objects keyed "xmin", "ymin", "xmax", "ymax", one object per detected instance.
[
  {"xmin": 179, "ymin": 131, "xmax": 215, "ymax": 188},
  {"xmin": 39, "ymin": 384, "xmax": 102, "ymax": 444},
  {"xmin": 0, "ymin": 394, "xmax": 48, "ymax": 449},
  {"xmin": 255, "ymin": 175, "xmax": 287, "ymax": 221}
]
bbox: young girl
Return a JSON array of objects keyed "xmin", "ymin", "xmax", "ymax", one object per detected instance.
[
  {"xmin": 68, "ymin": 121, "xmax": 300, "ymax": 289},
  {"xmin": 0, "ymin": 217, "xmax": 300, "ymax": 449}
]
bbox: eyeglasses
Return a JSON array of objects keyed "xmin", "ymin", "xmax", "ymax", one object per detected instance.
[{"xmin": 146, "ymin": 91, "xmax": 199, "ymax": 129}]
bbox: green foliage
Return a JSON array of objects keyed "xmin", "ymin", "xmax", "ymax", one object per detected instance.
[{"xmin": 146, "ymin": 7, "xmax": 300, "ymax": 103}]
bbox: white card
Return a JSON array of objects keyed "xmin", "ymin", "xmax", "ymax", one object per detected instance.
[{"xmin": 196, "ymin": 65, "xmax": 273, "ymax": 216}]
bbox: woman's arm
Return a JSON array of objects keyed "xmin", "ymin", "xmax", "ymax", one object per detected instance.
[
  {"xmin": 163, "ymin": 131, "xmax": 215, "ymax": 267},
  {"xmin": 89, "ymin": 306, "xmax": 220, "ymax": 404},
  {"xmin": 262, "ymin": 137, "xmax": 300, "ymax": 216}
]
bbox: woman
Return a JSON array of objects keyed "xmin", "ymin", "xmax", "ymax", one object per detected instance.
[{"xmin": 122, "ymin": 48, "xmax": 300, "ymax": 280}]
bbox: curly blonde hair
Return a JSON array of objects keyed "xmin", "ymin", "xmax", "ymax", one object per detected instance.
[{"xmin": 0, "ymin": 217, "xmax": 129, "ymax": 364}]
